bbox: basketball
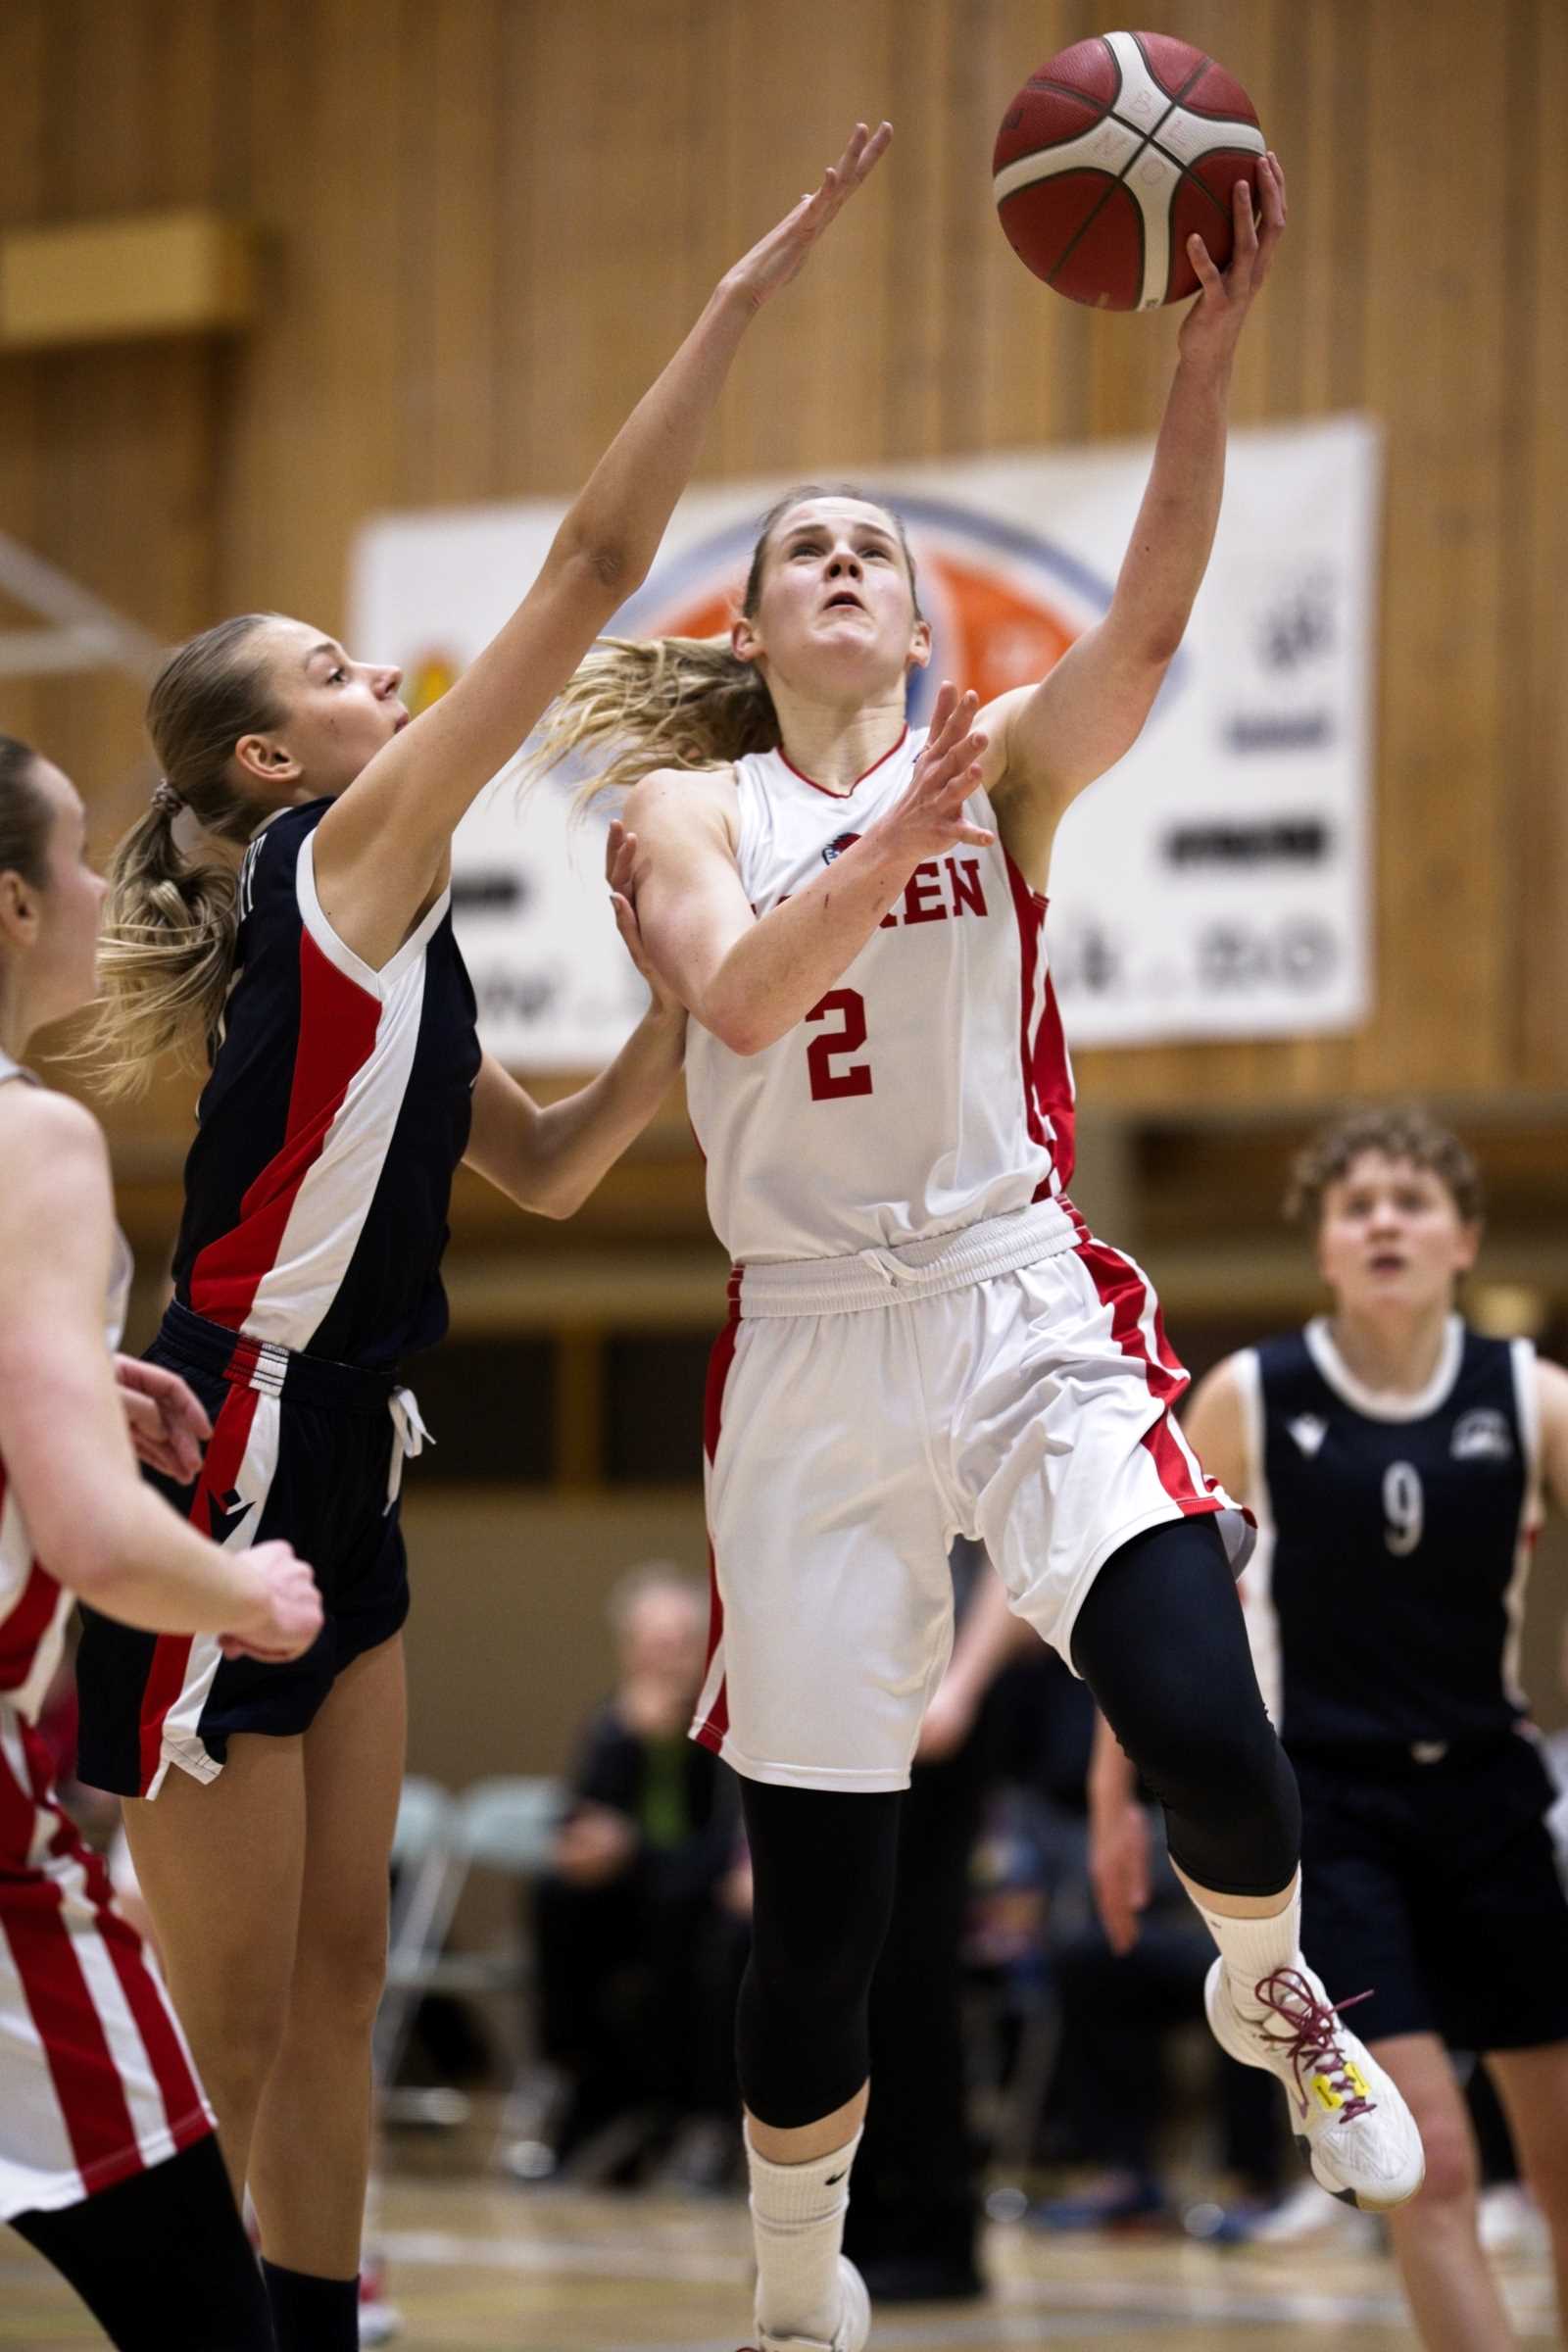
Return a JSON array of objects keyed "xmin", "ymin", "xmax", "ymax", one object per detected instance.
[{"xmin": 993, "ymin": 29, "xmax": 1265, "ymax": 311}]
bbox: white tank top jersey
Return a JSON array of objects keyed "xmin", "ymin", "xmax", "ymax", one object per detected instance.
[
  {"xmin": 0, "ymin": 1054, "xmax": 132, "ymax": 1724},
  {"xmin": 683, "ymin": 728, "xmax": 1078, "ymax": 1264}
]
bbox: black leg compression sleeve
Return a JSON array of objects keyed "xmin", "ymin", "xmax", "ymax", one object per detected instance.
[
  {"xmin": 11, "ymin": 2134, "xmax": 273, "ymax": 2352},
  {"xmin": 736, "ymin": 1780, "xmax": 903, "ymax": 2130},
  {"xmin": 1070, "ymin": 1517, "xmax": 1301, "ymax": 1898}
]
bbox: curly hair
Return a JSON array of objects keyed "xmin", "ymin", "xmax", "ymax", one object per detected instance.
[{"xmin": 1285, "ymin": 1103, "xmax": 1483, "ymax": 1227}]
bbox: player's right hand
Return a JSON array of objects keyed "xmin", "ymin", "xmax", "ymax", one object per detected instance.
[
  {"xmin": 1088, "ymin": 1794, "xmax": 1152, "ymax": 1957},
  {"xmin": 880, "ymin": 682, "xmax": 994, "ymax": 865},
  {"xmin": 220, "ymin": 1542, "xmax": 323, "ymax": 1663}
]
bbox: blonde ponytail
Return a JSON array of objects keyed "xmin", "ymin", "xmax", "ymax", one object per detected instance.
[
  {"xmin": 527, "ymin": 634, "xmax": 779, "ymax": 813},
  {"xmin": 82, "ymin": 613, "xmax": 280, "ymax": 1096},
  {"xmin": 82, "ymin": 799, "xmax": 241, "ymax": 1096}
]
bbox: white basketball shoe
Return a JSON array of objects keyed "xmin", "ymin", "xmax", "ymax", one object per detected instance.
[
  {"xmin": 1205, "ymin": 1960, "xmax": 1425, "ymax": 2211},
  {"xmin": 749, "ymin": 2257, "xmax": 871, "ymax": 2352}
]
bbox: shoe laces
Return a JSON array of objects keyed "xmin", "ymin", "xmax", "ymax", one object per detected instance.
[{"xmin": 1250, "ymin": 1968, "xmax": 1376, "ymax": 2121}]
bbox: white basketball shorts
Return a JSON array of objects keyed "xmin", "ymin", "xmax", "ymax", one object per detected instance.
[
  {"xmin": 1, "ymin": 1706, "xmax": 214, "ymax": 2222},
  {"xmin": 692, "ymin": 1200, "xmax": 1253, "ymax": 1793}
]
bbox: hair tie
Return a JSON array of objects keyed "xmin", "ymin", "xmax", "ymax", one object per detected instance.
[{"xmin": 150, "ymin": 779, "xmax": 184, "ymax": 817}]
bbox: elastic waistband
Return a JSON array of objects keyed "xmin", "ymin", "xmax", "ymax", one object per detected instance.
[
  {"xmin": 158, "ymin": 1300, "xmax": 397, "ymax": 1414},
  {"xmin": 735, "ymin": 1198, "xmax": 1078, "ymax": 1319},
  {"xmin": 1291, "ymin": 1729, "xmax": 1527, "ymax": 1776}
]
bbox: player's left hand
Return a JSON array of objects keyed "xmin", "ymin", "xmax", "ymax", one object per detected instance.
[
  {"xmin": 721, "ymin": 120, "xmax": 894, "ymax": 313},
  {"xmin": 1179, "ymin": 149, "xmax": 1287, "ymax": 365},
  {"xmin": 114, "ymin": 1353, "xmax": 211, "ymax": 1483},
  {"xmin": 607, "ymin": 817, "xmax": 686, "ymax": 1030}
]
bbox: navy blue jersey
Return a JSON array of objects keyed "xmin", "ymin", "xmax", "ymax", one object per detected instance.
[
  {"xmin": 1244, "ymin": 1319, "xmax": 1542, "ymax": 1756},
  {"xmin": 170, "ymin": 801, "xmax": 481, "ymax": 1370}
]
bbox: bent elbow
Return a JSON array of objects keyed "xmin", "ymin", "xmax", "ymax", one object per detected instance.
[
  {"xmin": 705, "ymin": 1004, "xmax": 771, "ymax": 1057},
  {"xmin": 557, "ymin": 534, "xmax": 642, "ymax": 605}
]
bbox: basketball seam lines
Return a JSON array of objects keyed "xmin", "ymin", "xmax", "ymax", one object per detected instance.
[{"xmin": 1038, "ymin": 40, "xmax": 1232, "ymax": 302}]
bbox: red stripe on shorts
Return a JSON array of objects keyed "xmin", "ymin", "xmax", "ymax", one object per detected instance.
[
  {"xmin": 0, "ymin": 1558, "xmax": 62, "ymax": 1694},
  {"xmin": 135, "ymin": 1374, "xmax": 265, "ymax": 1794},
  {"xmin": 694, "ymin": 1267, "xmax": 743, "ymax": 1755},
  {"xmin": 0, "ymin": 1722, "xmax": 145, "ymax": 2190},
  {"xmin": 1072, "ymin": 1233, "xmax": 1212, "ymax": 1515},
  {"xmin": 74, "ymin": 1836, "xmax": 210, "ymax": 2147},
  {"xmin": 30, "ymin": 1747, "xmax": 211, "ymax": 2151}
]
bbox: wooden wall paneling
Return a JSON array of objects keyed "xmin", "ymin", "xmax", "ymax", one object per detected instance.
[
  {"xmin": 503, "ymin": 1, "xmax": 702, "ymax": 506},
  {"xmin": 1514, "ymin": 0, "xmax": 1568, "ymax": 1089},
  {"xmin": 398, "ymin": 0, "xmax": 505, "ymax": 508},
  {"xmin": 1279, "ymin": 0, "xmax": 1370, "ymax": 422},
  {"xmin": 876, "ymin": 0, "xmax": 956, "ymax": 464},
  {"xmin": 228, "ymin": 0, "xmax": 406, "ymax": 635},
  {"xmin": 1352, "ymin": 0, "xmax": 1511, "ymax": 1099},
  {"xmin": 0, "ymin": 0, "xmax": 49, "ymax": 762},
  {"xmin": 24, "ymin": 2, "xmax": 224, "ymax": 858},
  {"xmin": 489, "ymin": 0, "xmax": 544, "ymax": 502},
  {"xmin": 706, "ymin": 0, "xmax": 896, "ymax": 481},
  {"xmin": 970, "ymin": 0, "xmax": 1099, "ymax": 455}
]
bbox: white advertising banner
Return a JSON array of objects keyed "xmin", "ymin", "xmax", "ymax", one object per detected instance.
[{"xmin": 351, "ymin": 416, "xmax": 1379, "ymax": 1067}]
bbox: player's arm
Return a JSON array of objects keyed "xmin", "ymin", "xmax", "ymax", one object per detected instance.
[
  {"xmin": 1536, "ymin": 1356, "xmax": 1568, "ymax": 1519},
  {"xmin": 463, "ymin": 823, "xmax": 687, "ymax": 1217},
  {"xmin": 1087, "ymin": 1710, "xmax": 1151, "ymax": 1955},
  {"xmin": 978, "ymin": 155, "xmax": 1287, "ymax": 888},
  {"xmin": 916, "ymin": 1565, "xmax": 1035, "ymax": 1762},
  {"xmin": 1182, "ymin": 1351, "xmax": 1253, "ymax": 1505},
  {"xmin": 628, "ymin": 687, "xmax": 991, "ymax": 1055},
  {"xmin": 313, "ymin": 123, "xmax": 892, "ymax": 974},
  {"xmin": 0, "ymin": 1091, "xmax": 319, "ymax": 1657}
]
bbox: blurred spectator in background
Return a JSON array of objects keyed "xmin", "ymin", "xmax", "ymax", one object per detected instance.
[
  {"xmin": 843, "ymin": 1540, "xmax": 1006, "ymax": 2302},
  {"xmin": 527, "ymin": 1562, "xmax": 749, "ymax": 2189},
  {"xmin": 1039, "ymin": 1814, "xmax": 1283, "ymax": 2236}
]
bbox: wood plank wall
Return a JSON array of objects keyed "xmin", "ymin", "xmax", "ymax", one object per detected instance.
[{"xmin": 0, "ymin": 0, "xmax": 1563, "ymax": 1152}]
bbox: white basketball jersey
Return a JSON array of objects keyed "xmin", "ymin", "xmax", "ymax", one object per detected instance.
[
  {"xmin": 684, "ymin": 728, "xmax": 1077, "ymax": 1263},
  {"xmin": 0, "ymin": 1054, "xmax": 131, "ymax": 1723}
]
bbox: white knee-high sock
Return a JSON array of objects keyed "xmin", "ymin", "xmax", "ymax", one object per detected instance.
[
  {"xmin": 747, "ymin": 2124, "xmax": 861, "ymax": 2345},
  {"xmin": 1191, "ymin": 1871, "xmax": 1303, "ymax": 2013}
]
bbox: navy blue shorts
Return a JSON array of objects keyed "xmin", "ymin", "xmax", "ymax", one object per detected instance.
[
  {"xmin": 76, "ymin": 1304, "xmax": 412, "ymax": 1798},
  {"xmin": 1297, "ymin": 1732, "xmax": 1568, "ymax": 2052}
]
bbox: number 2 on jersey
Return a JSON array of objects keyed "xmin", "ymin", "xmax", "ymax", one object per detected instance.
[
  {"xmin": 806, "ymin": 989, "xmax": 873, "ymax": 1101},
  {"xmin": 1382, "ymin": 1460, "xmax": 1424, "ymax": 1556}
]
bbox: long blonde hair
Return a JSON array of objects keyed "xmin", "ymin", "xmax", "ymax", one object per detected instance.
[
  {"xmin": 525, "ymin": 484, "xmax": 923, "ymax": 809},
  {"xmin": 85, "ymin": 615, "xmax": 280, "ymax": 1096}
]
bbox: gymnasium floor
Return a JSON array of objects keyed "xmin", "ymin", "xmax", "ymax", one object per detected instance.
[{"xmin": 3, "ymin": 2154, "xmax": 1558, "ymax": 2350}]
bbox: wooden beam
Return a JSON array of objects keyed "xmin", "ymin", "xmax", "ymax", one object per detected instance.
[{"xmin": 0, "ymin": 210, "xmax": 257, "ymax": 350}]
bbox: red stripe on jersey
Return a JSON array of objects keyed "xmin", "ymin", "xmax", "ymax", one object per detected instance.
[
  {"xmin": 135, "ymin": 1376, "xmax": 264, "ymax": 1794},
  {"xmin": 1003, "ymin": 849, "xmax": 1075, "ymax": 1206},
  {"xmin": 1036, "ymin": 969, "xmax": 1076, "ymax": 1191},
  {"xmin": 1073, "ymin": 1235, "xmax": 1212, "ymax": 1515},
  {"xmin": 1003, "ymin": 853, "xmax": 1049, "ymax": 1153},
  {"xmin": 694, "ymin": 1268, "xmax": 743, "ymax": 1755},
  {"xmin": 0, "ymin": 1727, "xmax": 144, "ymax": 2188},
  {"xmin": 188, "ymin": 926, "xmax": 382, "ymax": 1331},
  {"xmin": 0, "ymin": 1559, "xmax": 61, "ymax": 1695}
]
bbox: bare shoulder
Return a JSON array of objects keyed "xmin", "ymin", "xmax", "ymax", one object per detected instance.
[
  {"xmin": 0, "ymin": 1087, "xmax": 110, "ymax": 1254},
  {"xmin": 1536, "ymin": 1353, "xmax": 1568, "ymax": 1429},
  {"xmin": 623, "ymin": 763, "xmax": 740, "ymax": 850},
  {"xmin": 1187, "ymin": 1348, "xmax": 1250, "ymax": 1418},
  {"xmin": 0, "ymin": 1082, "xmax": 105, "ymax": 1170}
]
